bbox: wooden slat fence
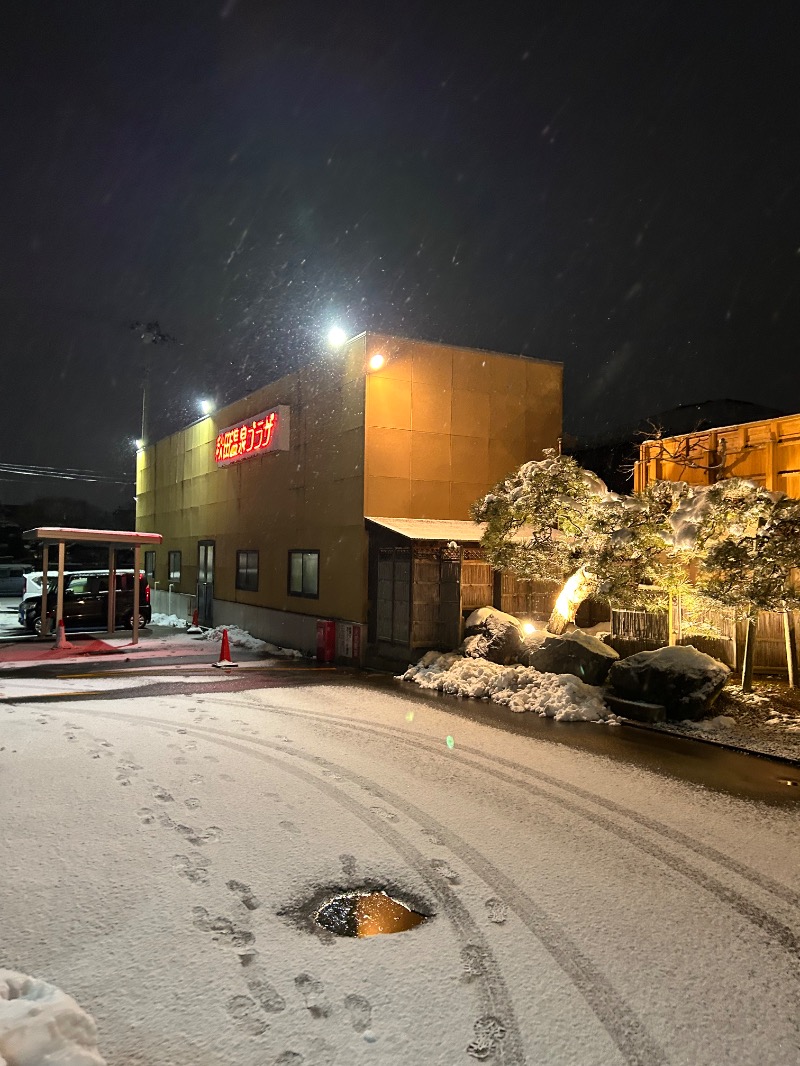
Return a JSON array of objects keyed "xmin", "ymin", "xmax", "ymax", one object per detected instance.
[{"xmin": 611, "ymin": 605, "xmax": 799, "ymax": 675}]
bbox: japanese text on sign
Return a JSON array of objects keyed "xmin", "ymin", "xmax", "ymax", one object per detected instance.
[{"xmin": 214, "ymin": 406, "xmax": 289, "ymax": 465}]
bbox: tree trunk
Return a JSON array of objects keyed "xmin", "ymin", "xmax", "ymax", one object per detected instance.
[
  {"xmin": 547, "ymin": 566, "xmax": 598, "ymax": 634},
  {"xmin": 740, "ymin": 606, "xmax": 758, "ymax": 693}
]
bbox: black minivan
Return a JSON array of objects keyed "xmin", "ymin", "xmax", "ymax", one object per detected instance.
[{"xmin": 20, "ymin": 570, "xmax": 151, "ymax": 634}]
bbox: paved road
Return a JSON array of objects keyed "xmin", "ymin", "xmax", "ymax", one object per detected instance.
[{"xmin": 2, "ymin": 669, "xmax": 798, "ymax": 1065}]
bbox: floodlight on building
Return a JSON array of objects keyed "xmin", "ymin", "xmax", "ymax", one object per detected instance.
[
  {"xmin": 199, "ymin": 398, "xmax": 214, "ymax": 416},
  {"xmin": 135, "ymin": 439, "xmax": 144, "ymax": 450},
  {"xmin": 327, "ymin": 325, "xmax": 348, "ymax": 348},
  {"xmin": 368, "ymin": 353, "xmax": 385, "ymax": 371}
]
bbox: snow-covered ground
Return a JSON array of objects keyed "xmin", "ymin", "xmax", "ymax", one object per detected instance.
[{"xmin": 1, "ymin": 675, "xmax": 798, "ymax": 1065}]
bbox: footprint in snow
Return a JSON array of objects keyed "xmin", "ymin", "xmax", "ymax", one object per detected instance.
[
  {"xmin": 294, "ymin": 973, "xmax": 330, "ymax": 1018},
  {"xmin": 430, "ymin": 858, "xmax": 460, "ymax": 884},
  {"xmin": 485, "ymin": 898, "xmax": 508, "ymax": 924},
  {"xmin": 226, "ymin": 994, "xmax": 269, "ymax": 1036},
  {"xmin": 343, "ymin": 994, "xmax": 372, "ymax": 1033},
  {"xmin": 227, "ymin": 879, "xmax": 262, "ymax": 911}
]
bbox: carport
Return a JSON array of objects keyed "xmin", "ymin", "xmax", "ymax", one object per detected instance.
[{"xmin": 23, "ymin": 527, "xmax": 162, "ymax": 644}]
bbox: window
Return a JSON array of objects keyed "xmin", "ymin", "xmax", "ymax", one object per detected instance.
[
  {"xmin": 288, "ymin": 550, "xmax": 319, "ymax": 598},
  {"xmin": 236, "ymin": 550, "xmax": 259, "ymax": 592},
  {"xmin": 144, "ymin": 551, "xmax": 156, "ymax": 582},
  {"xmin": 168, "ymin": 550, "xmax": 181, "ymax": 582}
]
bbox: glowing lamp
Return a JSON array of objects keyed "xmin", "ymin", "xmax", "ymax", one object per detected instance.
[
  {"xmin": 327, "ymin": 325, "xmax": 348, "ymax": 348},
  {"xmin": 199, "ymin": 399, "xmax": 214, "ymax": 416},
  {"xmin": 522, "ymin": 622, "xmax": 536, "ymax": 635},
  {"xmin": 135, "ymin": 439, "xmax": 144, "ymax": 450},
  {"xmin": 368, "ymin": 353, "xmax": 385, "ymax": 370}
]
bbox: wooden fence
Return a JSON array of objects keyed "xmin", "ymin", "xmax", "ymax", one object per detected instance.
[{"xmin": 610, "ymin": 605, "xmax": 799, "ymax": 675}]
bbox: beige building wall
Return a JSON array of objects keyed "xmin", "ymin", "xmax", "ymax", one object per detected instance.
[
  {"xmin": 136, "ymin": 335, "xmax": 369, "ymax": 623},
  {"xmin": 362, "ymin": 333, "xmax": 562, "ymax": 519},
  {"xmin": 137, "ymin": 331, "xmax": 562, "ymax": 631}
]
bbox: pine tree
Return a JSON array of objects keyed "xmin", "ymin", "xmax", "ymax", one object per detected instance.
[
  {"xmin": 672, "ymin": 480, "xmax": 800, "ymax": 690},
  {"xmin": 472, "ymin": 450, "xmax": 686, "ymax": 632}
]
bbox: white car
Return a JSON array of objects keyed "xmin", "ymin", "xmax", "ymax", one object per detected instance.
[{"xmin": 0, "ymin": 564, "xmax": 32, "ymax": 597}]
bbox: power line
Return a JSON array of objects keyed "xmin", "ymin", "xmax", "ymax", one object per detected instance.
[{"xmin": 0, "ymin": 462, "xmax": 132, "ymax": 485}]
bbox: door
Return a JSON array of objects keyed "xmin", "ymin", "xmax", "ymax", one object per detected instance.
[
  {"xmin": 197, "ymin": 541, "xmax": 215, "ymax": 627},
  {"xmin": 376, "ymin": 548, "xmax": 411, "ymax": 644}
]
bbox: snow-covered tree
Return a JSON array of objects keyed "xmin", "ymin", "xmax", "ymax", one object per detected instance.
[
  {"xmin": 472, "ymin": 450, "xmax": 686, "ymax": 633},
  {"xmin": 669, "ymin": 479, "xmax": 800, "ymax": 690}
]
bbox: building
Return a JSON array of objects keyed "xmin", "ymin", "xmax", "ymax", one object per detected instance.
[
  {"xmin": 135, "ymin": 332, "xmax": 562, "ymax": 661},
  {"xmin": 566, "ymin": 399, "xmax": 786, "ymax": 495},
  {"xmin": 634, "ymin": 411, "xmax": 800, "ymax": 495}
]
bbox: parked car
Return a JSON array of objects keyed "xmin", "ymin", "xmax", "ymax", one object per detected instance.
[
  {"xmin": 20, "ymin": 570, "xmax": 66, "ymax": 600},
  {"xmin": 19, "ymin": 570, "xmax": 151, "ymax": 634},
  {"xmin": 0, "ymin": 563, "xmax": 32, "ymax": 597}
]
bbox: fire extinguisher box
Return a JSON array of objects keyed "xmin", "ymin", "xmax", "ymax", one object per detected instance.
[{"xmin": 316, "ymin": 619, "xmax": 336, "ymax": 663}]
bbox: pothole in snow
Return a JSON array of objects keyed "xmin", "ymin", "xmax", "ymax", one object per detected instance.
[{"xmin": 314, "ymin": 890, "xmax": 428, "ymax": 937}]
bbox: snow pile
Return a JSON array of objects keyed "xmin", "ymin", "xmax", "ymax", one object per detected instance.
[
  {"xmin": 0, "ymin": 969, "xmax": 106, "ymax": 1065},
  {"xmin": 150, "ymin": 612, "xmax": 188, "ymax": 628},
  {"xmin": 200, "ymin": 624, "xmax": 302, "ymax": 658},
  {"xmin": 400, "ymin": 652, "xmax": 613, "ymax": 722},
  {"xmin": 681, "ymin": 714, "xmax": 738, "ymax": 731}
]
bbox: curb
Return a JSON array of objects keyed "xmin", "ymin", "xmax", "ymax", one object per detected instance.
[{"xmin": 620, "ymin": 717, "xmax": 800, "ymax": 769}]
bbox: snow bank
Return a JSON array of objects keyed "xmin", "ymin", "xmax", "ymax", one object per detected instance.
[
  {"xmin": 400, "ymin": 652, "xmax": 613, "ymax": 722},
  {"xmin": 150, "ymin": 612, "xmax": 188, "ymax": 628},
  {"xmin": 0, "ymin": 970, "xmax": 106, "ymax": 1065},
  {"xmin": 200, "ymin": 624, "xmax": 302, "ymax": 658}
]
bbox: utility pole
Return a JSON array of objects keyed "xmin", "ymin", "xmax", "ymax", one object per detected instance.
[{"xmin": 130, "ymin": 320, "xmax": 175, "ymax": 444}]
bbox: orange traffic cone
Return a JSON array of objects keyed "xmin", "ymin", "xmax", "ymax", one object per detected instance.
[
  {"xmin": 212, "ymin": 627, "xmax": 238, "ymax": 668},
  {"xmin": 187, "ymin": 608, "xmax": 202, "ymax": 634},
  {"xmin": 55, "ymin": 619, "xmax": 74, "ymax": 650}
]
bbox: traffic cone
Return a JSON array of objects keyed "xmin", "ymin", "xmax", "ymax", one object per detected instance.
[
  {"xmin": 55, "ymin": 619, "xmax": 74, "ymax": 650},
  {"xmin": 212, "ymin": 627, "xmax": 238, "ymax": 668},
  {"xmin": 187, "ymin": 608, "xmax": 202, "ymax": 634}
]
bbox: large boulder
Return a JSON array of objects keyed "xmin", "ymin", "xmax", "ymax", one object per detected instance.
[
  {"xmin": 526, "ymin": 630, "xmax": 619, "ymax": 685},
  {"xmin": 607, "ymin": 645, "xmax": 731, "ymax": 721},
  {"xmin": 461, "ymin": 607, "xmax": 525, "ymax": 665}
]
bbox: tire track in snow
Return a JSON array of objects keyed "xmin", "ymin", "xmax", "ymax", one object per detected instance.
[
  {"xmin": 55, "ymin": 703, "xmax": 668, "ymax": 1066},
  {"xmin": 222, "ymin": 696, "xmax": 800, "ymax": 933}
]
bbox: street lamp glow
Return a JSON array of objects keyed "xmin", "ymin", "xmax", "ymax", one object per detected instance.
[
  {"xmin": 199, "ymin": 398, "xmax": 214, "ymax": 416},
  {"xmin": 135, "ymin": 439, "xmax": 144, "ymax": 450},
  {"xmin": 369, "ymin": 353, "xmax": 385, "ymax": 370},
  {"xmin": 327, "ymin": 325, "xmax": 348, "ymax": 348}
]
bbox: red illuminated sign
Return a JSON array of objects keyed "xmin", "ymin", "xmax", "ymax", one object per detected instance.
[{"xmin": 214, "ymin": 405, "xmax": 290, "ymax": 466}]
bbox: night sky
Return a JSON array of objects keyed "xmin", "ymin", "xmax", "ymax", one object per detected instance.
[{"xmin": 2, "ymin": 0, "xmax": 799, "ymax": 508}]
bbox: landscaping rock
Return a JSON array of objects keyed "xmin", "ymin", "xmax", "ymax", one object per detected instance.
[
  {"xmin": 607, "ymin": 645, "xmax": 731, "ymax": 721},
  {"xmin": 526, "ymin": 630, "xmax": 619, "ymax": 685},
  {"xmin": 461, "ymin": 606, "xmax": 525, "ymax": 665},
  {"xmin": 604, "ymin": 695, "xmax": 667, "ymax": 723}
]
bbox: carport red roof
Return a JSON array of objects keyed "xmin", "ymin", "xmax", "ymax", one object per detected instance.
[{"xmin": 23, "ymin": 527, "xmax": 162, "ymax": 546}]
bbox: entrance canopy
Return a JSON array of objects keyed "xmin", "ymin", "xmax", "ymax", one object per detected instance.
[
  {"xmin": 365, "ymin": 516, "xmax": 536, "ymax": 543},
  {"xmin": 23, "ymin": 527, "xmax": 162, "ymax": 644}
]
